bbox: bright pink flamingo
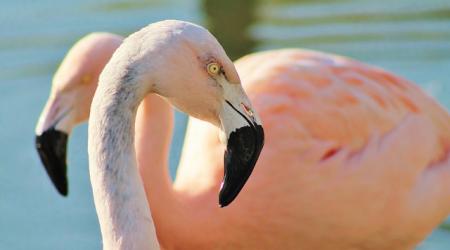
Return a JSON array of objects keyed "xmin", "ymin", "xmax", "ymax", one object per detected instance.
[{"xmin": 36, "ymin": 21, "xmax": 450, "ymax": 249}]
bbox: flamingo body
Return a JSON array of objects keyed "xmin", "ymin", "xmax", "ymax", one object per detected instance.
[
  {"xmin": 171, "ymin": 49, "xmax": 450, "ymax": 249},
  {"xmin": 35, "ymin": 29, "xmax": 450, "ymax": 250}
]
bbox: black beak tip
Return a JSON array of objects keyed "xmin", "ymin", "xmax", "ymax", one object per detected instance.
[
  {"xmin": 219, "ymin": 124, "xmax": 264, "ymax": 208},
  {"xmin": 218, "ymin": 184, "xmax": 233, "ymax": 208},
  {"xmin": 55, "ymin": 178, "xmax": 68, "ymax": 197},
  {"xmin": 35, "ymin": 128, "xmax": 69, "ymax": 197},
  {"xmin": 218, "ymin": 194, "xmax": 235, "ymax": 208}
]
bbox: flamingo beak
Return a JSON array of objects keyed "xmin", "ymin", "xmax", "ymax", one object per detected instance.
[
  {"xmin": 218, "ymin": 95, "xmax": 264, "ymax": 207},
  {"xmin": 35, "ymin": 97, "xmax": 72, "ymax": 196},
  {"xmin": 35, "ymin": 129, "xmax": 69, "ymax": 196}
]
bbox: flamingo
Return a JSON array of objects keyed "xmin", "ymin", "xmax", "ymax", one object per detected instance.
[
  {"xmin": 35, "ymin": 20, "xmax": 450, "ymax": 249},
  {"xmin": 37, "ymin": 20, "xmax": 264, "ymax": 249}
]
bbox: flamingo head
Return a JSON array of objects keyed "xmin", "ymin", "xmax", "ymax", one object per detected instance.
[
  {"xmin": 117, "ymin": 20, "xmax": 265, "ymax": 207},
  {"xmin": 35, "ymin": 33, "xmax": 122, "ymax": 196}
]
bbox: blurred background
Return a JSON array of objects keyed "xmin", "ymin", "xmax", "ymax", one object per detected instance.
[{"xmin": 0, "ymin": 0, "xmax": 449, "ymax": 249}]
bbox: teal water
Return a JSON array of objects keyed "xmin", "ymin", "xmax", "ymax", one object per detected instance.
[{"xmin": 0, "ymin": 0, "xmax": 449, "ymax": 249}]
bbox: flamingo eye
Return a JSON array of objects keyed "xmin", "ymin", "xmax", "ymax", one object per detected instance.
[
  {"xmin": 81, "ymin": 74, "xmax": 92, "ymax": 85},
  {"xmin": 207, "ymin": 62, "xmax": 221, "ymax": 76}
]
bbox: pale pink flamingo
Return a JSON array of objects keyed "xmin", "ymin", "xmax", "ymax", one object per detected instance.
[{"xmin": 35, "ymin": 20, "xmax": 450, "ymax": 249}]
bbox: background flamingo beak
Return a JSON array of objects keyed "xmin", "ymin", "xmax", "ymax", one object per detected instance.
[{"xmin": 35, "ymin": 128, "xmax": 69, "ymax": 196}]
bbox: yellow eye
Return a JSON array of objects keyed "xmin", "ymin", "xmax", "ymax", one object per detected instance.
[
  {"xmin": 207, "ymin": 62, "xmax": 221, "ymax": 76},
  {"xmin": 81, "ymin": 74, "xmax": 92, "ymax": 85}
]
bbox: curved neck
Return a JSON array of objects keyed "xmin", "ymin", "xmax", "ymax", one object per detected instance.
[
  {"xmin": 136, "ymin": 94, "xmax": 207, "ymax": 248},
  {"xmin": 88, "ymin": 80, "xmax": 160, "ymax": 250},
  {"xmin": 134, "ymin": 94, "xmax": 180, "ymax": 230}
]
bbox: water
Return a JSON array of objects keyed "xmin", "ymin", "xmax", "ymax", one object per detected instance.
[{"xmin": 0, "ymin": 0, "xmax": 449, "ymax": 249}]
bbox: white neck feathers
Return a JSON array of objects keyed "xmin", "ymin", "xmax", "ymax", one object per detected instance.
[{"xmin": 88, "ymin": 74, "xmax": 159, "ymax": 249}]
